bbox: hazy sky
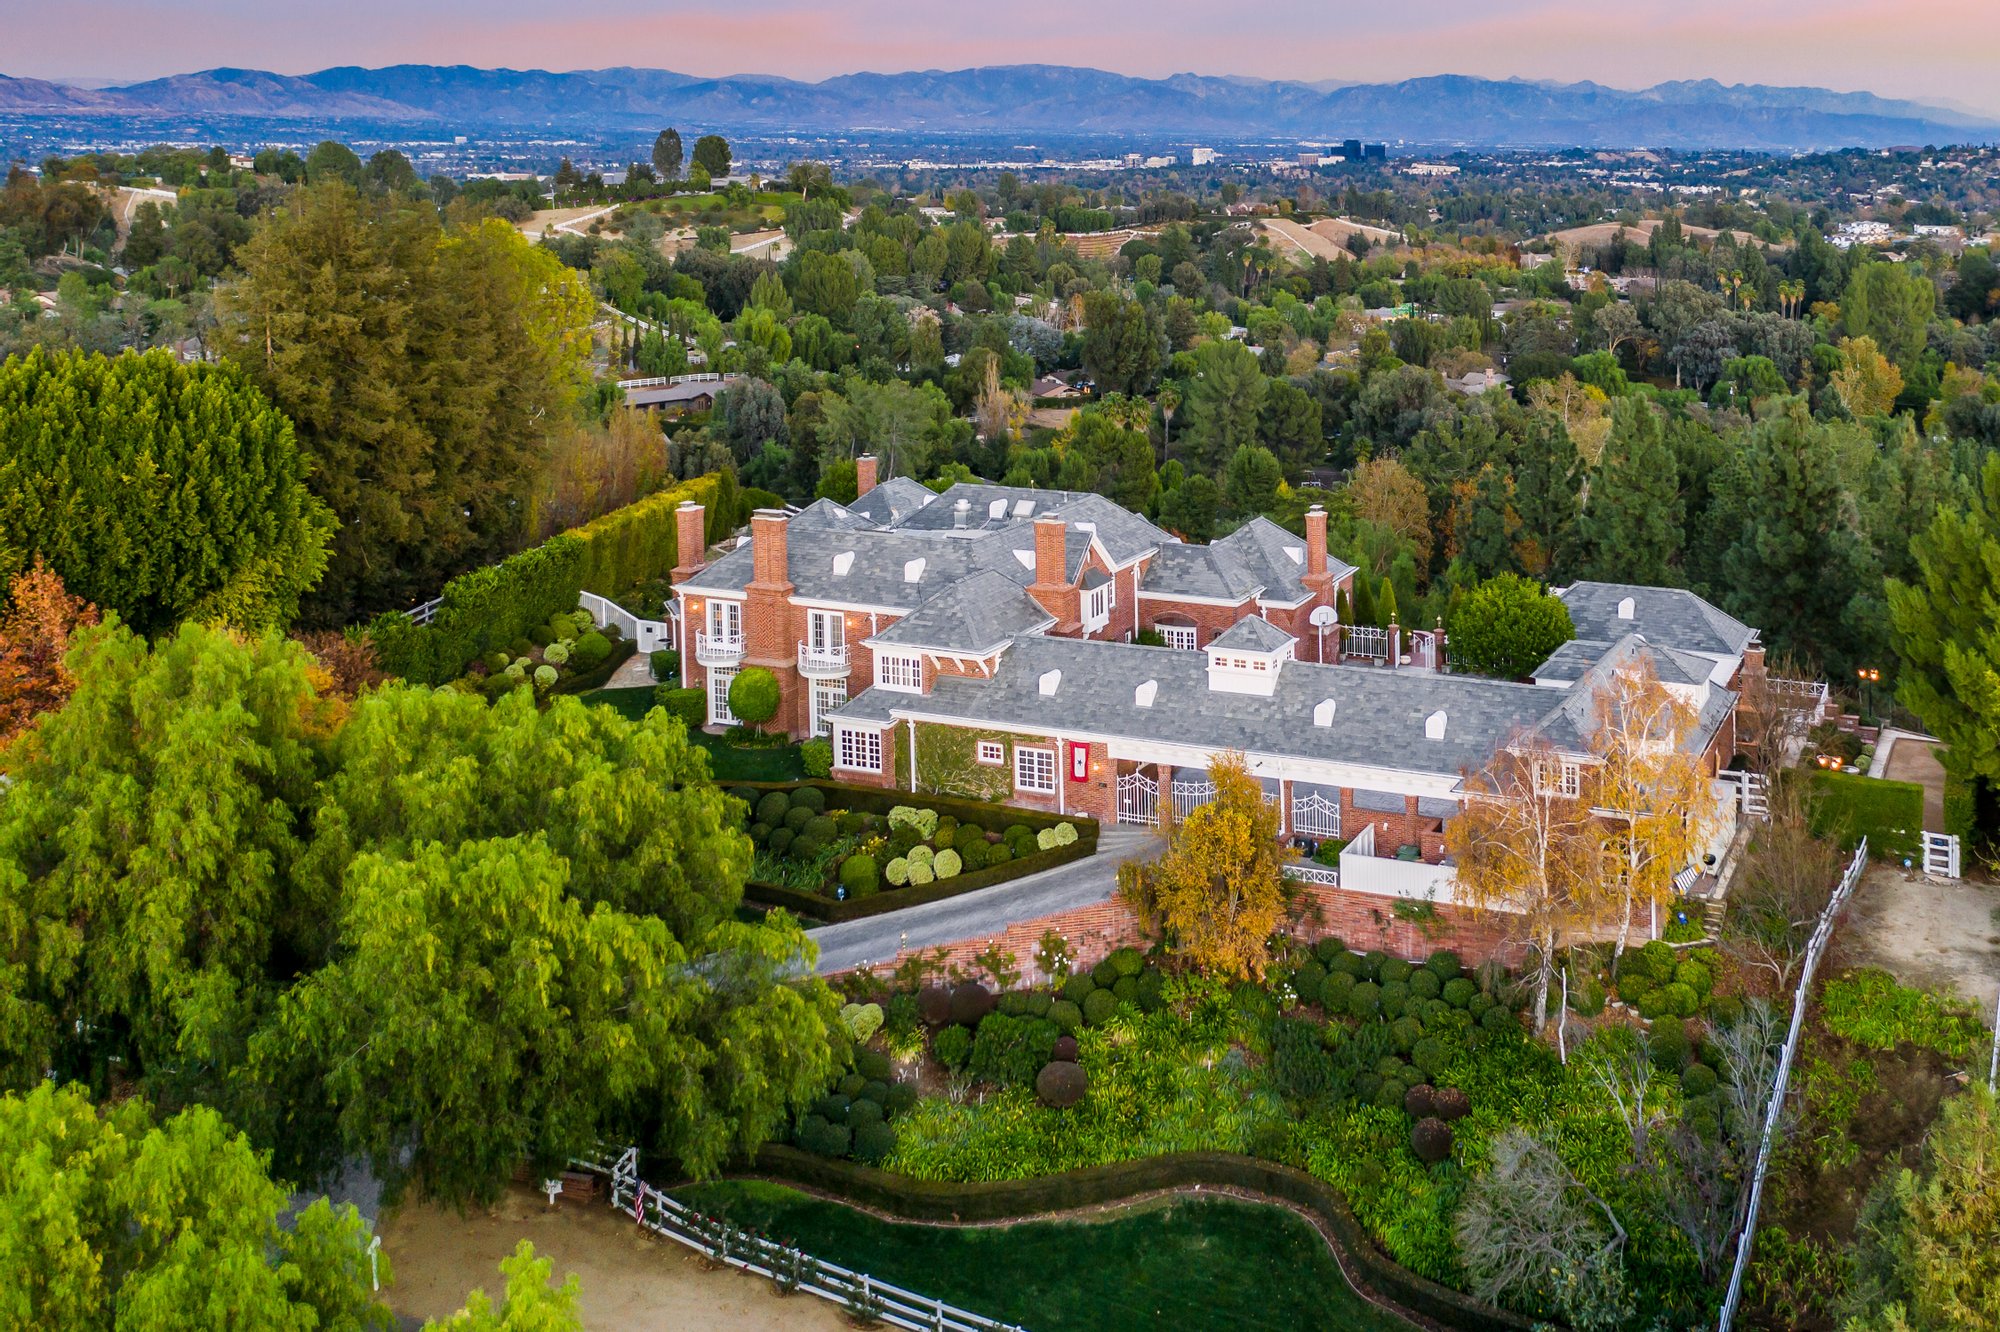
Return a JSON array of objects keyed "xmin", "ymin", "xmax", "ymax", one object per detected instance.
[{"xmin": 8, "ymin": 0, "xmax": 1999, "ymax": 116}]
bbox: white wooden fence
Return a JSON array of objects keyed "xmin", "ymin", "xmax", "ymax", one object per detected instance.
[
  {"xmin": 578, "ymin": 591, "xmax": 675, "ymax": 654},
  {"xmin": 580, "ymin": 1149, "xmax": 1024, "ymax": 1332},
  {"xmin": 1717, "ymin": 838, "xmax": 1869, "ymax": 1332}
]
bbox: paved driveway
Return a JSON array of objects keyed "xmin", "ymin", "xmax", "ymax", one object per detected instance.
[{"xmin": 807, "ymin": 829, "xmax": 1160, "ymax": 974}]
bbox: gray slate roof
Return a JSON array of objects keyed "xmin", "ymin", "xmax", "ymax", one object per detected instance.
[
  {"xmin": 1140, "ymin": 541, "xmax": 1265, "ymax": 603},
  {"xmin": 865, "ymin": 571, "xmax": 1056, "ymax": 655},
  {"xmin": 846, "ymin": 476, "xmax": 936, "ymax": 526},
  {"xmin": 831, "ymin": 635, "xmax": 1563, "ymax": 780},
  {"xmin": 1556, "ymin": 582, "xmax": 1755, "ymax": 659},
  {"xmin": 1210, "ymin": 615, "xmax": 1296, "ymax": 654},
  {"xmin": 1526, "ymin": 634, "xmax": 1736, "ymax": 757},
  {"xmin": 1213, "ymin": 516, "xmax": 1356, "ymax": 605},
  {"xmin": 1532, "ymin": 634, "xmax": 1715, "ymax": 689},
  {"xmin": 888, "ymin": 483, "xmax": 1170, "ymax": 567}
]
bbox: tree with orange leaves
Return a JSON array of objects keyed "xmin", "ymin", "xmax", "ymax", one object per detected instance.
[
  {"xmin": 1118, "ymin": 751, "xmax": 1291, "ymax": 978},
  {"xmin": 0, "ymin": 558, "xmax": 99, "ymax": 749}
]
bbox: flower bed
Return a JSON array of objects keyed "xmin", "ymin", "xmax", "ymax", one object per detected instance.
[{"xmin": 730, "ymin": 782, "xmax": 1098, "ymax": 923}]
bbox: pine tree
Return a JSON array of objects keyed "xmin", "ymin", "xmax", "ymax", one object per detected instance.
[{"xmin": 1573, "ymin": 399, "xmax": 1683, "ymax": 586}]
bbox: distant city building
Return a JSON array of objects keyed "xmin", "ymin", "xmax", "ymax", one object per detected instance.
[
  {"xmin": 1143, "ymin": 154, "xmax": 1174, "ymax": 168},
  {"xmin": 1342, "ymin": 138, "xmax": 1363, "ymax": 160},
  {"xmin": 1296, "ymin": 152, "xmax": 1322, "ymax": 168},
  {"xmin": 1190, "ymin": 146, "xmax": 1216, "ymax": 166},
  {"xmin": 1363, "ymin": 143, "xmax": 1388, "ymax": 161},
  {"xmin": 1121, "ymin": 152, "xmax": 1143, "ymax": 169},
  {"xmin": 1403, "ymin": 163, "xmax": 1459, "ymax": 176}
]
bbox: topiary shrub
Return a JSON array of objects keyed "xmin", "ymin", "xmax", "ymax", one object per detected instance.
[
  {"xmin": 1636, "ymin": 939, "xmax": 1676, "ymax": 980},
  {"xmin": 934, "ymin": 849, "xmax": 962, "ymax": 879},
  {"xmin": 916, "ymin": 984, "xmax": 952, "ymax": 1027},
  {"xmin": 804, "ymin": 815, "xmax": 837, "ymax": 843},
  {"xmin": 1020, "ymin": 991, "xmax": 1052, "ymax": 1018},
  {"xmin": 756, "ymin": 792, "xmax": 791, "ymax": 827},
  {"xmin": 1389, "ymin": 1017, "xmax": 1423, "ymax": 1054},
  {"xmin": 812, "ymin": 1092, "xmax": 852, "ymax": 1122},
  {"xmin": 542, "ymin": 640, "xmax": 571, "ymax": 666},
  {"xmin": 795, "ymin": 1114, "xmax": 851, "ymax": 1158},
  {"xmin": 1407, "ymin": 969, "xmax": 1441, "ymax": 1001},
  {"xmin": 1404, "ymin": 1084, "xmax": 1436, "ymax": 1118},
  {"xmin": 1425, "ymin": 950, "xmax": 1464, "ymax": 980},
  {"xmin": 837, "ymin": 1072, "xmax": 867, "ymax": 1098},
  {"xmin": 1111, "ymin": 975, "xmax": 1139, "ymax": 1003},
  {"xmin": 1480, "ymin": 1005, "xmax": 1519, "ymax": 1036},
  {"xmin": 1036, "ymin": 1060, "xmax": 1088, "ymax": 1108},
  {"xmin": 1330, "ymin": 950, "xmax": 1368, "ymax": 977},
  {"xmin": 1315, "ymin": 936, "xmax": 1349, "ymax": 964},
  {"xmin": 1411, "ymin": 1117, "xmax": 1455, "ymax": 1164},
  {"xmin": 1362, "ymin": 950, "xmax": 1388, "ymax": 981},
  {"xmin": 1466, "ymin": 992, "xmax": 1494, "ymax": 1019},
  {"xmin": 784, "ymin": 805, "xmax": 816, "ymax": 833},
  {"xmin": 649, "ymin": 649, "xmax": 679, "ymax": 681},
  {"xmin": 657, "ymin": 685, "xmax": 707, "ymax": 726},
  {"xmin": 932, "ymin": 1024, "xmax": 971, "ymax": 1070},
  {"xmin": 906, "ymin": 845, "xmax": 935, "ymax": 871},
  {"xmin": 1061, "ymin": 973, "xmax": 1095, "ymax": 1005},
  {"xmin": 839, "ymin": 854, "xmax": 880, "ymax": 898},
  {"xmin": 1082, "ymin": 987, "xmax": 1119, "ymax": 1027},
  {"xmin": 1321, "ymin": 970, "xmax": 1356, "ymax": 1009},
  {"xmin": 1293, "ymin": 961, "xmax": 1327, "ymax": 1005},
  {"xmin": 1674, "ymin": 959, "xmax": 1713, "ymax": 997},
  {"xmin": 851, "ymin": 1119, "xmax": 896, "ymax": 1164},
  {"xmin": 572, "ymin": 631, "xmax": 612, "ymax": 669},
  {"xmin": 1432, "ymin": 1086, "xmax": 1471, "ymax": 1121},
  {"xmin": 906, "ymin": 861, "xmax": 935, "ymax": 886},
  {"xmin": 958, "ymin": 839, "xmax": 989, "ymax": 871},
  {"xmin": 1411, "ymin": 1036, "xmax": 1453, "ymax": 1078},
  {"xmin": 802, "ymin": 738, "xmax": 833, "ymax": 777},
  {"xmin": 1681, "ymin": 1063, "xmax": 1719, "ymax": 1098},
  {"xmin": 787, "ymin": 785, "xmax": 826, "ymax": 814},
  {"xmin": 839, "ymin": 1002, "xmax": 884, "ymax": 1042},
  {"xmin": 948, "ymin": 981, "xmax": 996, "ymax": 1026},
  {"xmin": 1047, "ymin": 999, "xmax": 1082, "ymax": 1035},
  {"xmin": 1037, "ymin": 822, "xmax": 1079, "ymax": 851},
  {"xmin": 533, "ymin": 665, "xmax": 557, "ymax": 689},
  {"xmin": 1108, "ymin": 947, "xmax": 1145, "ymax": 978},
  {"xmin": 1650, "ymin": 1017, "xmax": 1691, "ymax": 1071},
  {"xmin": 1090, "ymin": 958, "xmax": 1120, "ymax": 987},
  {"xmin": 846, "ymin": 1098, "xmax": 884, "ymax": 1128},
  {"xmin": 884, "ymin": 857, "xmax": 910, "ymax": 887},
  {"xmin": 882, "ymin": 1082, "xmax": 918, "ymax": 1116},
  {"xmin": 1379, "ymin": 980, "xmax": 1410, "ymax": 1020},
  {"xmin": 727, "ymin": 666, "xmax": 781, "ymax": 730},
  {"xmin": 856, "ymin": 1048, "xmax": 892, "ymax": 1081},
  {"xmin": 1051, "ymin": 1034, "xmax": 1079, "ymax": 1062},
  {"xmin": 1378, "ymin": 957, "xmax": 1413, "ymax": 986},
  {"xmin": 1373, "ymin": 1079, "xmax": 1408, "ymax": 1110},
  {"xmin": 1442, "ymin": 978, "xmax": 1477, "ymax": 1009},
  {"xmin": 1347, "ymin": 981, "xmax": 1382, "ymax": 1020},
  {"xmin": 889, "ymin": 806, "xmax": 939, "ymax": 840},
  {"xmin": 1568, "ymin": 977, "xmax": 1607, "ymax": 1018}
]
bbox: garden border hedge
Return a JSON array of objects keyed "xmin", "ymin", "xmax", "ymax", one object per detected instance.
[
  {"xmin": 731, "ymin": 781, "xmax": 1101, "ymax": 925},
  {"xmin": 551, "ymin": 636, "xmax": 638, "ymax": 696},
  {"xmin": 711, "ymin": 1146, "xmax": 1533, "ymax": 1332}
]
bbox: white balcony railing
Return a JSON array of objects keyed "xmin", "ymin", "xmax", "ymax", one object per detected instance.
[
  {"xmin": 797, "ymin": 640, "xmax": 850, "ymax": 675},
  {"xmin": 695, "ymin": 630, "xmax": 745, "ymax": 665}
]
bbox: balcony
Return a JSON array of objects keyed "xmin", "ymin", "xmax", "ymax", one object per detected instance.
[
  {"xmin": 797, "ymin": 640, "xmax": 850, "ymax": 677},
  {"xmin": 1338, "ymin": 823, "xmax": 1458, "ymax": 903},
  {"xmin": 694, "ymin": 630, "xmax": 745, "ymax": 666}
]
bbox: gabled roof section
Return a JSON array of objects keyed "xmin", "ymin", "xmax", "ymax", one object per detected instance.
[
  {"xmin": 1140, "ymin": 541, "xmax": 1265, "ymax": 603},
  {"xmin": 1555, "ymin": 581, "xmax": 1755, "ymax": 659},
  {"xmin": 1531, "ymin": 634, "xmax": 1715, "ymax": 689},
  {"xmin": 1209, "ymin": 615, "xmax": 1295, "ymax": 654},
  {"xmin": 888, "ymin": 483, "xmax": 1169, "ymax": 567},
  {"xmin": 846, "ymin": 475, "xmax": 936, "ymax": 526},
  {"xmin": 1214, "ymin": 516, "xmax": 1354, "ymax": 605},
  {"xmin": 865, "ymin": 571, "xmax": 1056, "ymax": 655},
  {"xmin": 1528, "ymin": 634, "xmax": 1732, "ymax": 756},
  {"xmin": 789, "ymin": 497, "xmax": 870, "ymax": 531}
]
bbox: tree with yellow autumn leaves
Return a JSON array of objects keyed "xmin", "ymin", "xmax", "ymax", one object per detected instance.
[{"xmin": 1118, "ymin": 752, "xmax": 1292, "ymax": 979}]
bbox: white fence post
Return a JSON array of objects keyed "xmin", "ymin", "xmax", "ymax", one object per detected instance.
[{"xmin": 1716, "ymin": 839, "xmax": 1869, "ymax": 1332}]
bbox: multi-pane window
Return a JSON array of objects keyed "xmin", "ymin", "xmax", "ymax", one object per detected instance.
[
  {"xmin": 1536, "ymin": 760, "xmax": 1582, "ymax": 797},
  {"xmin": 876, "ymin": 652, "xmax": 923, "ymax": 692},
  {"xmin": 1015, "ymin": 746, "xmax": 1056, "ymax": 794},
  {"xmin": 836, "ymin": 726, "xmax": 882, "ymax": 772},
  {"xmin": 1160, "ymin": 624, "xmax": 1198, "ymax": 651},
  {"xmin": 707, "ymin": 669, "xmax": 737, "ymax": 725},
  {"xmin": 1084, "ymin": 581, "xmax": 1113, "ymax": 626},
  {"xmin": 810, "ymin": 678, "xmax": 847, "ymax": 736},
  {"xmin": 977, "ymin": 741, "xmax": 1004, "ymax": 765}
]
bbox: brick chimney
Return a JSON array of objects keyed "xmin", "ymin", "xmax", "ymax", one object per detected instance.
[
  {"xmin": 745, "ymin": 508, "xmax": 796, "ymax": 666},
  {"xmin": 671, "ymin": 501, "xmax": 706, "ymax": 583},
  {"xmin": 855, "ymin": 453, "xmax": 878, "ymax": 498},
  {"xmin": 1305, "ymin": 504, "xmax": 1329, "ymax": 582},
  {"xmin": 1027, "ymin": 515, "xmax": 1076, "ymax": 628}
]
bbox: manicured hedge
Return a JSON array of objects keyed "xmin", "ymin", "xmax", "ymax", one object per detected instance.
[
  {"xmin": 569, "ymin": 473, "xmax": 722, "ymax": 600},
  {"xmin": 720, "ymin": 1147, "xmax": 1531, "ymax": 1332},
  {"xmin": 550, "ymin": 636, "xmax": 637, "ymax": 696},
  {"xmin": 735, "ymin": 781, "xmax": 1100, "ymax": 924},
  {"xmin": 1804, "ymin": 770, "xmax": 1925, "ymax": 861}
]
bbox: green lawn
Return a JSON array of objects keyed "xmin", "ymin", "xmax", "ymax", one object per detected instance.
[
  {"xmin": 576, "ymin": 687, "xmax": 805, "ymax": 781},
  {"xmin": 1805, "ymin": 770, "xmax": 1925, "ymax": 861},
  {"xmin": 673, "ymin": 1180, "xmax": 1416, "ymax": 1332}
]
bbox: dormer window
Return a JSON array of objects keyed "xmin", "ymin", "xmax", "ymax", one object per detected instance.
[
  {"xmin": 1537, "ymin": 759, "xmax": 1582, "ymax": 797},
  {"xmin": 1135, "ymin": 679, "xmax": 1158, "ymax": 708},
  {"xmin": 903, "ymin": 558, "xmax": 926, "ymax": 583},
  {"xmin": 1083, "ymin": 579, "xmax": 1114, "ymax": 630},
  {"xmin": 1617, "ymin": 596, "xmax": 1636, "ymax": 620},
  {"xmin": 876, "ymin": 652, "xmax": 923, "ymax": 693},
  {"xmin": 832, "ymin": 551, "xmax": 855, "ymax": 577},
  {"xmin": 1425, "ymin": 710, "xmax": 1447, "ymax": 740}
]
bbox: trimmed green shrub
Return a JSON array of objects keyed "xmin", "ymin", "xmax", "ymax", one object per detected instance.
[
  {"xmin": 1362, "ymin": 950, "xmax": 1388, "ymax": 981},
  {"xmin": 1479, "ymin": 1005, "xmax": 1518, "ymax": 1035},
  {"xmin": 572, "ymin": 631, "xmax": 612, "ymax": 669},
  {"xmin": 1650, "ymin": 1017, "xmax": 1691, "ymax": 1071},
  {"xmin": 1407, "ymin": 969, "xmax": 1441, "ymax": 1001},
  {"xmin": 811, "ymin": 1093, "xmax": 851, "ymax": 1123},
  {"xmin": 805, "ymin": 815, "xmax": 837, "ymax": 842},
  {"xmin": 987, "ymin": 841, "xmax": 1012, "ymax": 866},
  {"xmin": 855, "ymin": 1048, "xmax": 892, "ymax": 1081},
  {"xmin": 768, "ymin": 828, "xmax": 796, "ymax": 857},
  {"xmin": 802, "ymin": 738, "xmax": 833, "ymax": 778},
  {"xmin": 1036, "ymin": 1060, "xmax": 1088, "ymax": 1108},
  {"xmin": 1466, "ymin": 992, "xmax": 1494, "ymax": 1019},
  {"xmin": 656, "ymin": 685, "xmax": 705, "ymax": 726},
  {"xmin": 884, "ymin": 857, "xmax": 910, "ymax": 887},
  {"xmin": 1321, "ymin": 970, "xmax": 1356, "ymax": 1008},
  {"xmin": 1442, "ymin": 978, "xmax": 1477, "ymax": 1009},
  {"xmin": 1108, "ymin": 947, "xmax": 1145, "ymax": 978},
  {"xmin": 542, "ymin": 640, "xmax": 572, "ymax": 667},
  {"xmin": 1293, "ymin": 961, "xmax": 1327, "ymax": 1005},
  {"xmin": 1425, "ymin": 950, "xmax": 1463, "ymax": 980},
  {"xmin": 1082, "ymin": 987, "xmax": 1119, "ymax": 1026},
  {"xmin": 932, "ymin": 1024, "xmax": 972, "ymax": 1070},
  {"xmin": 1618, "ymin": 972, "xmax": 1657, "ymax": 1004},
  {"xmin": 1379, "ymin": 980, "xmax": 1410, "ymax": 1019},
  {"xmin": 906, "ymin": 845, "xmax": 935, "ymax": 871},
  {"xmin": 1637, "ymin": 939, "xmax": 1676, "ymax": 980},
  {"xmin": 784, "ymin": 805, "xmax": 815, "ymax": 833},
  {"xmin": 906, "ymin": 861, "xmax": 935, "ymax": 886},
  {"xmin": 837, "ymin": 1073, "xmax": 866, "ymax": 1098},
  {"xmin": 839, "ymin": 854, "xmax": 880, "ymax": 898},
  {"xmin": 1134, "ymin": 970, "xmax": 1167, "ymax": 1013},
  {"xmin": 1373, "ymin": 1080, "xmax": 1408, "ymax": 1110},
  {"xmin": 1411, "ymin": 1036, "xmax": 1452, "ymax": 1078},
  {"xmin": 1037, "ymin": 821, "xmax": 1079, "ymax": 850},
  {"xmin": 727, "ymin": 666, "xmax": 782, "ymax": 728},
  {"xmin": 1389, "ymin": 1017, "xmax": 1423, "ymax": 1053},
  {"xmin": 1347, "ymin": 981, "xmax": 1382, "ymax": 1020},
  {"xmin": 1568, "ymin": 977, "xmax": 1607, "ymax": 1018},
  {"xmin": 889, "ymin": 806, "xmax": 939, "ymax": 839},
  {"xmin": 1315, "ymin": 937, "xmax": 1349, "ymax": 964},
  {"xmin": 934, "ymin": 849, "xmax": 962, "ymax": 879},
  {"xmin": 1681, "ymin": 1063, "xmax": 1718, "ymax": 1098},
  {"xmin": 756, "ymin": 792, "xmax": 791, "ymax": 826},
  {"xmin": 1047, "ymin": 999, "xmax": 1083, "ymax": 1035},
  {"xmin": 649, "ymin": 649, "xmax": 679, "ymax": 680},
  {"xmin": 533, "ymin": 665, "xmax": 557, "ymax": 688},
  {"xmin": 1061, "ymin": 973, "xmax": 1096, "ymax": 1005},
  {"xmin": 1111, "ymin": 975, "xmax": 1139, "ymax": 1003},
  {"xmin": 882, "ymin": 1083, "xmax": 918, "ymax": 1116},
  {"xmin": 846, "ymin": 1098, "xmax": 885, "ymax": 1128},
  {"xmin": 958, "ymin": 839, "xmax": 990, "ymax": 872},
  {"xmin": 852, "ymin": 1119, "xmax": 896, "ymax": 1163},
  {"xmin": 1091, "ymin": 958, "xmax": 1120, "ymax": 987},
  {"xmin": 791, "ymin": 786, "xmax": 827, "ymax": 814},
  {"xmin": 795, "ymin": 1115, "xmax": 850, "ymax": 1158},
  {"xmin": 1674, "ymin": 959, "xmax": 1713, "ymax": 997},
  {"xmin": 1378, "ymin": 957, "xmax": 1413, "ymax": 986}
]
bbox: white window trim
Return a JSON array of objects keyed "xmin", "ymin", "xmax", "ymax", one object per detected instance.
[
  {"xmin": 1082, "ymin": 580, "xmax": 1114, "ymax": 630},
  {"xmin": 1160, "ymin": 624, "xmax": 1198, "ymax": 651},
  {"xmin": 1015, "ymin": 746, "xmax": 1057, "ymax": 795},
  {"xmin": 834, "ymin": 725, "xmax": 883, "ymax": 773},
  {"xmin": 707, "ymin": 668, "xmax": 737, "ymax": 726},
  {"xmin": 1536, "ymin": 760, "xmax": 1582, "ymax": 798},
  {"xmin": 809, "ymin": 677, "xmax": 848, "ymax": 737},
  {"xmin": 807, "ymin": 607, "xmax": 845, "ymax": 651},
  {"xmin": 976, "ymin": 740, "xmax": 1004, "ymax": 765},
  {"xmin": 875, "ymin": 651, "xmax": 923, "ymax": 693}
]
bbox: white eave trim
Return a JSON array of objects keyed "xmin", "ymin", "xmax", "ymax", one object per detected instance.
[{"xmin": 1135, "ymin": 587, "xmax": 1264, "ymax": 607}]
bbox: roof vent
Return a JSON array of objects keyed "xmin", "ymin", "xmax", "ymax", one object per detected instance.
[
  {"xmin": 832, "ymin": 551, "xmax": 855, "ymax": 577},
  {"xmin": 1424, "ymin": 709, "xmax": 1447, "ymax": 741},
  {"xmin": 1012, "ymin": 499, "xmax": 1036, "ymax": 518},
  {"xmin": 1135, "ymin": 679, "xmax": 1157, "ymax": 708},
  {"xmin": 988, "ymin": 499, "xmax": 1008, "ymax": 520},
  {"xmin": 1013, "ymin": 548, "xmax": 1035, "ymax": 571},
  {"xmin": 1039, "ymin": 669, "xmax": 1062, "ymax": 697},
  {"xmin": 953, "ymin": 498, "xmax": 971, "ymax": 529},
  {"xmin": 1077, "ymin": 521, "xmax": 1096, "ymax": 534},
  {"xmin": 1285, "ymin": 545, "xmax": 1305, "ymax": 565},
  {"xmin": 1617, "ymin": 595, "xmax": 1636, "ymax": 620},
  {"xmin": 904, "ymin": 557, "xmax": 926, "ymax": 583},
  {"xmin": 1313, "ymin": 698, "xmax": 1336, "ymax": 727}
]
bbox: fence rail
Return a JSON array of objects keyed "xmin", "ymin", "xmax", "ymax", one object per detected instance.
[
  {"xmin": 580, "ymin": 1149, "xmax": 1024, "ymax": 1332},
  {"xmin": 1716, "ymin": 838, "xmax": 1869, "ymax": 1332}
]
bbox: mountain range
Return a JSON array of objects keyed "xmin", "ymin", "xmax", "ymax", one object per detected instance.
[{"xmin": 2, "ymin": 63, "xmax": 1995, "ymax": 151}]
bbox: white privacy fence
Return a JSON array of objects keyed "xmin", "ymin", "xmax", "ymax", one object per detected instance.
[
  {"xmin": 582, "ymin": 1149, "xmax": 1025, "ymax": 1332},
  {"xmin": 578, "ymin": 591, "xmax": 674, "ymax": 654},
  {"xmin": 1717, "ymin": 838, "xmax": 1869, "ymax": 1332}
]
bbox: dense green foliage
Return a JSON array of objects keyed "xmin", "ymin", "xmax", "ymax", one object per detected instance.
[
  {"xmin": 1804, "ymin": 771, "xmax": 1925, "ymax": 861},
  {"xmin": 1446, "ymin": 573, "xmax": 1575, "ymax": 679},
  {"xmin": 0, "ymin": 346, "xmax": 332, "ymax": 632},
  {"xmin": 1819, "ymin": 969, "xmax": 1990, "ymax": 1061}
]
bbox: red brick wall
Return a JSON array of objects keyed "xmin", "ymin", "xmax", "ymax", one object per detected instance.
[{"xmin": 1137, "ymin": 596, "xmax": 1257, "ymax": 647}]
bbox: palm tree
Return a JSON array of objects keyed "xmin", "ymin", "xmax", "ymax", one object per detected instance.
[{"xmin": 1156, "ymin": 383, "xmax": 1182, "ymax": 465}]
